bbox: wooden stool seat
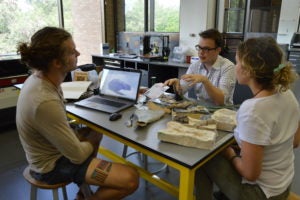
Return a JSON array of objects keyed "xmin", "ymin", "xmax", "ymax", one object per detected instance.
[
  {"xmin": 288, "ymin": 192, "xmax": 300, "ymax": 200},
  {"xmin": 23, "ymin": 166, "xmax": 70, "ymax": 200}
]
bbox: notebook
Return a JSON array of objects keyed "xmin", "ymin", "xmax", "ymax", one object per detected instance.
[{"xmin": 75, "ymin": 67, "xmax": 142, "ymax": 113}]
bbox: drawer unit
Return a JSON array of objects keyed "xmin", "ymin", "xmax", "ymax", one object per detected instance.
[
  {"xmin": 288, "ymin": 49, "xmax": 300, "ymax": 73},
  {"xmin": 0, "ymin": 74, "xmax": 28, "ymax": 87},
  {"xmin": 0, "ymin": 86, "xmax": 19, "ymax": 109},
  {"xmin": 103, "ymin": 58, "xmax": 122, "ymax": 68},
  {"xmin": 0, "ymin": 57, "xmax": 29, "ymax": 128},
  {"xmin": 0, "ymin": 86, "xmax": 20, "ymax": 129}
]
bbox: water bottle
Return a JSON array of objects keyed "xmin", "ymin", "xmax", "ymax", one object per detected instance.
[{"xmin": 150, "ymin": 76, "xmax": 156, "ymax": 87}]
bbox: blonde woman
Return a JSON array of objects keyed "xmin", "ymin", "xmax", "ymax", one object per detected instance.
[{"xmin": 196, "ymin": 37, "xmax": 300, "ymax": 200}]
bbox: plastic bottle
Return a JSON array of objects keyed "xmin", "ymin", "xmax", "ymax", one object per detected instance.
[{"xmin": 150, "ymin": 76, "xmax": 156, "ymax": 87}]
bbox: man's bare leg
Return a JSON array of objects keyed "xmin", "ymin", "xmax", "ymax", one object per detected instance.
[{"xmin": 85, "ymin": 158, "xmax": 139, "ymax": 200}]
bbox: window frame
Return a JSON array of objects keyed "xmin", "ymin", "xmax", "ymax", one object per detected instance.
[{"xmin": 124, "ymin": 0, "xmax": 180, "ymax": 32}]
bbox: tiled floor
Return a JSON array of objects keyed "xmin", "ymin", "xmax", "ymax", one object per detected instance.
[
  {"xmin": 0, "ymin": 124, "xmax": 300, "ymax": 200},
  {"xmin": 0, "ymin": 126, "xmax": 179, "ymax": 200},
  {"xmin": 1, "ymin": 78, "xmax": 300, "ymax": 200}
]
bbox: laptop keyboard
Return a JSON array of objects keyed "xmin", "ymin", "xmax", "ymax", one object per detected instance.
[{"xmin": 88, "ymin": 98, "xmax": 126, "ymax": 107}]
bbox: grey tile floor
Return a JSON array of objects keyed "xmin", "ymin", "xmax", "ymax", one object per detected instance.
[
  {"xmin": 0, "ymin": 126, "xmax": 180, "ymax": 200},
  {"xmin": 0, "ymin": 124, "xmax": 300, "ymax": 200},
  {"xmin": 0, "ymin": 77, "xmax": 300, "ymax": 200}
]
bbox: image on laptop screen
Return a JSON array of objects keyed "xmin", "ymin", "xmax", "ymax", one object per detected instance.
[{"xmin": 100, "ymin": 68, "xmax": 140, "ymax": 101}]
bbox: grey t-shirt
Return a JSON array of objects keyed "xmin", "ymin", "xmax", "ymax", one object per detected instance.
[{"xmin": 16, "ymin": 74, "xmax": 93, "ymax": 173}]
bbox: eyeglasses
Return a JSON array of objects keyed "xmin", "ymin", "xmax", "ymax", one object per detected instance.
[{"xmin": 195, "ymin": 45, "xmax": 218, "ymax": 53}]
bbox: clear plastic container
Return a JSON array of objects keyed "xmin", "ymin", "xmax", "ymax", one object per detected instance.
[{"xmin": 172, "ymin": 46, "xmax": 184, "ymax": 63}]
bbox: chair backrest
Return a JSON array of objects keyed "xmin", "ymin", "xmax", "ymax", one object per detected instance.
[
  {"xmin": 233, "ymin": 82, "xmax": 253, "ymax": 105},
  {"xmin": 185, "ymin": 82, "xmax": 253, "ymax": 105}
]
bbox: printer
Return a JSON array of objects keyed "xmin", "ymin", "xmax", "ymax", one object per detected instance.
[{"xmin": 290, "ymin": 32, "xmax": 300, "ymax": 48}]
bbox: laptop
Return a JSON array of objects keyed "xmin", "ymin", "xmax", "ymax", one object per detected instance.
[{"xmin": 75, "ymin": 67, "xmax": 142, "ymax": 113}]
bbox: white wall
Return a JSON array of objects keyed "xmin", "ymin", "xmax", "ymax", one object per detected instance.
[
  {"xmin": 179, "ymin": 0, "xmax": 216, "ymax": 56},
  {"xmin": 277, "ymin": 0, "xmax": 300, "ymax": 44}
]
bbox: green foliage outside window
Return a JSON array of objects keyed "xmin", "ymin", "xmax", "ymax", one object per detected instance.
[
  {"xmin": 154, "ymin": 2, "xmax": 179, "ymax": 32},
  {"xmin": 125, "ymin": 0, "xmax": 144, "ymax": 32},
  {"xmin": 125, "ymin": 0, "xmax": 179, "ymax": 32},
  {"xmin": 0, "ymin": 0, "xmax": 59, "ymax": 55}
]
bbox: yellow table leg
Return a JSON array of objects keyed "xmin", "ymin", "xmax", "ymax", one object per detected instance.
[
  {"xmin": 179, "ymin": 167, "xmax": 196, "ymax": 200},
  {"xmin": 98, "ymin": 146, "xmax": 179, "ymax": 197}
]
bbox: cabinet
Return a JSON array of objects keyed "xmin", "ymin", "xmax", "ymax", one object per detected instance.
[
  {"xmin": 0, "ymin": 58, "xmax": 29, "ymax": 128},
  {"xmin": 288, "ymin": 49, "xmax": 300, "ymax": 74},
  {"xmin": 217, "ymin": 0, "xmax": 246, "ymax": 33},
  {"xmin": 0, "ymin": 58, "xmax": 29, "ymax": 87},
  {"xmin": 218, "ymin": 0, "xmax": 282, "ymax": 36},
  {"xmin": 217, "ymin": 0, "xmax": 282, "ymax": 62},
  {"xmin": 245, "ymin": 0, "xmax": 281, "ymax": 34}
]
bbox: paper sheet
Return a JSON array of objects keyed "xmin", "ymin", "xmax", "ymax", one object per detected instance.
[
  {"xmin": 61, "ymin": 81, "xmax": 92, "ymax": 99},
  {"xmin": 144, "ymin": 83, "xmax": 169, "ymax": 99}
]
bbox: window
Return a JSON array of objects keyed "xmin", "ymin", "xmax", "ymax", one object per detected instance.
[
  {"xmin": 0, "ymin": 0, "xmax": 60, "ymax": 55},
  {"xmin": 154, "ymin": 0, "xmax": 180, "ymax": 32},
  {"xmin": 125, "ymin": 0, "xmax": 180, "ymax": 32},
  {"xmin": 125, "ymin": 0, "xmax": 145, "ymax": 32},
  {"xmin": 0, "ymin": 0, "xmax": 103, "ymax": 65}
]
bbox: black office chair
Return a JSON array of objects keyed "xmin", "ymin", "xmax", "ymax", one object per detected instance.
[
  {"xmin": 232, "ymin": 82, "xmax": 253, "ymax": 105},
  {"xmin": 184, "ymin": 82, "xmax": 253, "ymax": 106}
]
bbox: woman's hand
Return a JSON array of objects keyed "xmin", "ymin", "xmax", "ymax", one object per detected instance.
[{"xmin": 294, "ymin": 122, "xmax": 300, "ymax": 148}]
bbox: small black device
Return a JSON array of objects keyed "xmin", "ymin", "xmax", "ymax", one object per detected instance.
[
  {"xmin": 141, "ymin": 34, "xmax": 170, "ymax": 61},
  {"xmin": 109, "ymin": 113, "xmax": 122, "ymax": 121},
  {"xmin": 291, "ymin": 32, "xmax": 300, "ymax": 48}
]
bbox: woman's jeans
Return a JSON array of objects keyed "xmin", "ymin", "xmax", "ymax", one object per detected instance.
[{"xmin": 195, "ymin": 154, "xmax": 290, "ymax": 200}]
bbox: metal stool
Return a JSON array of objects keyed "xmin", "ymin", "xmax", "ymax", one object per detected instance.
[
  {"xmin": 122, "ymin": 145, "xmax": 169, "ymax": 174},
  {"xmin": 23, "ymin": 166, "xmax": 70, "ymax": 200}
]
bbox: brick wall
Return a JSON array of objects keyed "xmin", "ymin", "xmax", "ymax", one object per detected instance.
[
  {"xmin": 71, "ymin": 0, "xmax": 103, "ymax": 65},
  {"xmin": 102, "ymin": 0, "xmax": 125, "ymax": 52}
]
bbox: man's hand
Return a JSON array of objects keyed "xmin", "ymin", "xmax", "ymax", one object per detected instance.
[
  {"xmin": 164, "ymin": 78, "xmax": 182, "ymax": 95},
  {"xmin": 164, "ymin": 78, "xmax": 178, "ymax": 86},
  {"xmin": 181, "ymin": 74, "xmax": 208, "ymax": 86},
  {"xmin": 84, "ymin": 130, "xmax": 103, "ymax": 150},
  {"xmin": 77, "ymin": 127, "xmax": 102, "ymax": 150}
]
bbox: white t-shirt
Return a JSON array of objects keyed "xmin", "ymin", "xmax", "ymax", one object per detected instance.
[{"xmin": 234, "ymin": 90, "xmax": 300, "ymax": 198}]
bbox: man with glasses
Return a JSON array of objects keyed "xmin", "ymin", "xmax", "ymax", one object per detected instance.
[{"xmin": 164, "ymin": 29, "xmax": 235, "ymax": 105}]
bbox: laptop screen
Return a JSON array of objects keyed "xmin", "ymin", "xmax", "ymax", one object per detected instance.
[{"xmin": 99, "ymin": 67, "xmax": 141, "ymax": 101}]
